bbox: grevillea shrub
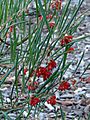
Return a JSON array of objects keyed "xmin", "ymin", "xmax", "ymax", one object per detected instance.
[{"xmin": 0, "ymin": 0, "xmax": 90, "ymax": 119}]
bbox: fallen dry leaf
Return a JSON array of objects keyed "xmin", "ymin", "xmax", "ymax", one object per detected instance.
[
  {"xmin": 57, "ymin": 100, "xmax": 77, "ymax": 106},
  {"xmin": 81, "ymin": 98, "xmax": 90, "ymax": 105},
  {"xmin": 85, "ymin": 77, "xmax": 90, "ymax": 83},
  {"xmin": 80, "ymin": 77, "xmax": 90, "ymax": 83}
]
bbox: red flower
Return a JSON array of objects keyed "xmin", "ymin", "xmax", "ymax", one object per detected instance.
[
  {"xmin": 58, "ymin": 81, "xmax": 70, "ymax": 91},
  {"xmin": 47, "ymin": 65, "xmax": 53, "ymax": 71},
  {"xmin": 39, "ymin": 15, "xmax": 43, "ymax": 21},
  {"xmin": 24, "ymin": 68, "xmax": 28, "ymax": 75},
  {"xmin": 64, "ymin": 35, "xmax": 73, "ymax": 39},
  {"xmin": 46, "ymin": 14, "xmax": 53, "ymax": 19},
  {"xmin": 42, "ymin": 71, "xmax": 51, "ymax": 80},
  {"xmin": 60, "ymin": 39, "xmax": 65, "ymax": 46},
  {"xmin": 47, "ymin": 60, "xmax": 56, "ymax": 71},
  {"xmin": 51, "ymin": 3, "xmax": 55, "ymax": 9},
  {"xmin": 28, "ymin": 81, "xmax": 38, "ymax": 91},
  {"xmin": 47, "ymin": 95, "xmax": 56, "ymax": 105},
  {"xmin": 64, "ymin": 36, "xmax": 72, "ymax": 44},
  {"xmin": 51, "ymin": 0, "xmax": 62, "ymax": 10},
  {"xmin": 71, "ymin": 79, "xmax": 76, "ymax": 85},
  {"xmin": 60, "ymin": 35, "xmax": 73, "ymax": 46},
  {"xmin": 49, "ymin": 22, "xmax": 55, "ymax": 28},
  {"xmin": 36, "ymin": 66, "xmax": 51, "ymax": 80},
  {"xmin": 67, "ymin": 47, "xmax": 74, "ymax": 53},
  {"xmin": 39, "ymin": 14, "xmax": 52, "ymax": 21},
  {"xmin": 34, "ymin": 81, "xmax": 38, "ymax": 85},
  {"xmin": 30, "ymin": 96, "xmax": 40, "ymax": 106},
  {"xmin": 28, "ymin": 85, "xmax": 35, "ymax": 91},
  {"xmin": 55, "ymin": 1, "xmax": 62, "ymax": 10},
  {"xmin": 36, "ymin": 67, "xmax": 47, "ymax": 77},
  {"xmin": 9, "ymin": 26, "xmax": 14, "ymax": 32}
]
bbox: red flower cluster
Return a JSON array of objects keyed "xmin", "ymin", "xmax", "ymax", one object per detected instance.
[
  {"xmin": 28, "ymin": 81, "xmax": 38, "ymax": 91},
  {"xmin": 39, "ymin": 14, "xmax": 53, "ymax": 21},
  {"xmin": 71, "ymin": 79, "xmax": 76, "ymax": 86},
  {"xmin": 46, "ymin": 14, "xmax": 53, "ymax": 19},
  {"xmin": 47, "ymin": 95, "xmax": 56, "ymax": 105},
  {"xmin": 36, "ymin": 60, "xmax": 56, "ymax": 80},
  {"xmin": 58, "ymin": 81, "xmax": 70, "ymax": 91},
  {"xmin": 39, "ymin": 15, "xmax": 43, "ymax": 21},
  {"xmin": 38, "ymin": 14, "xmax": 55, "ymax": 28},
  {"xmin": 67, "ymin": 47, "xmax": 74, "ymax": 53},
  {"xmin": 49, "ymin": 22, "xmax": 55, "ymax": 28},
  {"xmin": 51, "ymin": 0, "xmax": 62, "ymax": 10},
  {"xmin": 24, "ymin": 68, "xmax": 28, "ymax": 75},
  {"xmin": 30, "ymin": 96, "xmax": 40, "ymax": 106},
  {"xmin": 9, "ymin": 26, "xmax": 14, "ymax": 32},
  {"xmin": 6, "ymin": 26, "xmax": 14, "ymax": 38},
  {"xmin": 60, "ymin": 35, "xmax": 73, "ymax": 46},
  {"xmin": 36, "ymin": 67, "xmax": 51, "ymax": 80},
  {"xmin": 47, "ymin": 60, "xmax": 57, "ymax": 71}
]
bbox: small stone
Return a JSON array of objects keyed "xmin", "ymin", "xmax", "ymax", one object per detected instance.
[
  {"xmin": 48, "ymin": 113, "xmax": 56, "ymax": 118},
  {"xmin": 23, "ymin": 111, "xmax": 28, "ymax": 117},
  {"xmin": 86, "ymin": 93, "xmax": 90, "ymax": 98},
  {"xmin": 39, "ymin": 113, "xmax": 47, "ymax": 120},
  {"xmin": 8, "ymin": 113, "xmax": 16, "ymax": 120},
  {"xmin": 55, "ymin": 91, "xmax": 60, "ymax": 99},
  {"xmin": 6, "ymin": 98, "xmax": 11, "ymax": 103},
  {"xmin": 60, "ymin": 94, "xmax": 74, "ymax": 99},
  {"xmin": 84, "ymin": 104, "xmax": 90, "ymax": 114},
  {"xmin": 44, "ymin": 102, "xmax": 54, "ymax": 111},
  {"xmin": 75, "ymin": 91, "xmax": 86, "ymax": 95},
  {"xmin": 0, "ymin": 87, "xmax": 7, "ymax": 91},
  {"xmin": 74, "ymin": 88, "xmax": 83, "ymax": 94}
]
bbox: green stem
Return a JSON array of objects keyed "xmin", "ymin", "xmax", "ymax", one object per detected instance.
[{"xmin": 60, "ymin": 46, "xmax": 68, "ymax": 80}]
